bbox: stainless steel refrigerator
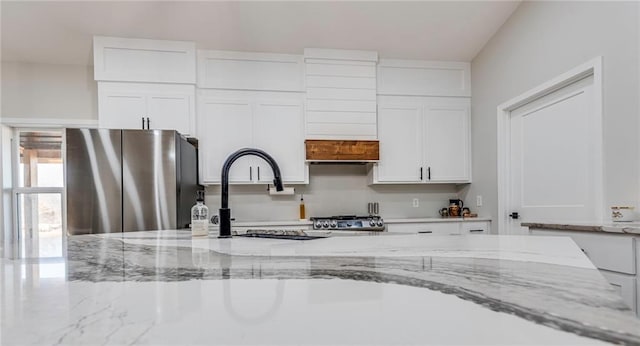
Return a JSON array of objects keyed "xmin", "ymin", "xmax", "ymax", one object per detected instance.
[{"xmin": 65, "ymin": 129, "xmax": 202, "ymax": 235}]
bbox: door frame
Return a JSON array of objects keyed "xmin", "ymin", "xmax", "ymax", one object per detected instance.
[
  {"xmin": 496, "ymin": 57, "xmax": 603, "ymax": 234},
  {"xmin": 10, "ymin": 127, "xmax": 67, "ymax": 258}
]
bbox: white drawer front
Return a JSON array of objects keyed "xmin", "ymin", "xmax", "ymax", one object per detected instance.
[
  {"xmin": 461, "ymin": 221, "xmax": 490, "ymax": 234},
  {"xmin": 387, "ymin": 223, "xmax": 460, "ymax": 235},
  {"xmin": 530, "ymin": 229, "xmax": 636, "ymax": 274}
]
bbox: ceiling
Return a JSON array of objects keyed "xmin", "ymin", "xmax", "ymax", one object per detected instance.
[{"xmin": 1, "ymin": 1, "xmax": 521, "ymax": 66}]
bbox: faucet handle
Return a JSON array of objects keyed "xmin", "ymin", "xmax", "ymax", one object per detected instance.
[{"xmin": 211, "ymin": 215, "xmax": 235, "ymax": 225}]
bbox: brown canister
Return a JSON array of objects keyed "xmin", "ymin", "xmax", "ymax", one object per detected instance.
[{"xmin": 448, "ymin": 204, "xmax": 460, "ymax": 217}]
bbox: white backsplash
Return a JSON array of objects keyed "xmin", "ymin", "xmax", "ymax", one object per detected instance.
[{"xmin": 204, "ymin": 165, "xmax": 462, "ymax": 222}]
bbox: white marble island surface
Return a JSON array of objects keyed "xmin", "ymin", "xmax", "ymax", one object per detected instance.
[{"xmin": 2, "ymin": 231, "xmax": 640, "ymax": 345}]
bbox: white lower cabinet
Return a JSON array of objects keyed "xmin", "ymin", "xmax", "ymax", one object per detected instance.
[
  {"xmin": 529, "ymin": 229, "xmax": 639, "ymax": 316},
  {"xmin": 600, "ymin": 270, "xmax": 637, "ymax": 314},
  {"xmin": 98, "ymin": 82, "xmax": 195, "ymax": 136},
  {"xmin": 387, "ymin": 221, "xmax": 490, "ymax": 235},
  {"xmin": 529, "ymin": 229, "xmax": 636, "ymax": 274},
  {"xmin": 197, "ymin": 90, "xmax": 308, "ymax": 185},
  {"xmin": 371, "ymin": 96, "xmax": 471, "ymax": 184}
]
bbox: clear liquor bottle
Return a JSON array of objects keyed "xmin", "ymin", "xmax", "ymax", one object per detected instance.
[{"xmin": 191, "ymin": 190, "xmax": 209, "ymax": 237}]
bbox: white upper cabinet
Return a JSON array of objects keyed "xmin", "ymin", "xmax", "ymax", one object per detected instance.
[
  {"xmin": 197, "ymin": 50, "xmax": 304, "ymax": 91},
  {"xmin": 370, "ymin": 96, "xmax": 471, "ymax": 184},
  {"xmin": 198, "ymin": 98, "xmax": 253, "ymax": 184},
  {"xmin": 423, "ymin": 98, "xmax": 471, "ymax": 182},
  {"xmin": 197, "ymin": 90, "xmax": 308, "ymax": 185},
  {"xmin": 304, "ymin": 48, "xmax": 378, "ymax": 140},
  {"xmin": 376, "ymin": 102, "xmax": 423, "ymax": 182},
  {"xmin": 253, "ymin": 101, "xmax": 306, "ymax": 183},
  {"xmin": 98, "ymin": 82, "xmax": 195, "ymax": 136},
  {"xmin": 93, "ymin": 36, "xmax": 196, "ymax": 84},
  {"xmin": 377, "ymin": 59, "xmax": 471, "ymax": 97},
  {"xmin": 98, "ymin": 91, "xmax": 147, "ymax": 130}
]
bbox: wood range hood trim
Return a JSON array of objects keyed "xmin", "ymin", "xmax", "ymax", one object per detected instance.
[{"xmin": 305, "ymin": 139, "xmax": 379, "ymax": 162}]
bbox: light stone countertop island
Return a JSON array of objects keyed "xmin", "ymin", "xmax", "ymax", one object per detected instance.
[{"xmin": 2, "ymin": 230, "xmax": 640, "ymax": 345}]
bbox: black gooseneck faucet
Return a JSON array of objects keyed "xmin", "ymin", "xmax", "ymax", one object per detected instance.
[{"xmin": 219, "ymin": 148, "xmax": 284, "ymax": 238}]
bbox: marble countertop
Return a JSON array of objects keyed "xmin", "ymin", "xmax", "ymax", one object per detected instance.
[
  {"xmin": 523, "ymin": 221, "xmax": 640, "ymax": 235},
  {"xmin": 2, "ymin": 230, "xmax": 640, "ymax": 345}
]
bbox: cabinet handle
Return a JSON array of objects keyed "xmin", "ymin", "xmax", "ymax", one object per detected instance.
[
  {"xmin": 469, "ymin": 229, "xmax": 484, "ymax": 233},
  {"xmin": 418, "ymin": 231, "xmax": 433, "ymax": 234},
  {"xmin": 146, "ymin": 117, "xmax": 150, "ymax": 129},
  {"xmin": 141, "ymin": 117, "xmax": 145, "ymax": 129},
  {"xmin": 428, "ymin": 167, "xmax": 431, "ymax": 180},
  {"xmin": 257, "ymin": 166, "xmax": 260, "ymax": 181},
  {"xmin": 249, "ymin": 167, "xmax": 253, "ymax": 181},
  {"xmin": 420, "ymin": 167, "xmax": 423, "ymax": 180}
]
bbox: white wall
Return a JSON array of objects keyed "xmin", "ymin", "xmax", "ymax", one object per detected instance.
[
  {"xmin": 205, "ymin": 165, "xmax": 462, "ymax": 221},
  {"xmin": 1, "ymin": 61, "xmax": 97, "ymax": 120},
  {"xmin": 467, "ymin": 1, "xmax": 640, "ymax": 231}
]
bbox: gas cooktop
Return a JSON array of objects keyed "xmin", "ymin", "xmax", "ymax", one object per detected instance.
[{"xmin": 310, "ymin": 215, "xmax": 385, "ymax": 231}]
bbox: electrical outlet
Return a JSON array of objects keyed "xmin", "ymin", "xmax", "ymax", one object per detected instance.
[
  {"xmin": 476, "ymin": 195, "xmax": 483, "ymax": 207},
  {"xmin": 412, "ymin": 198, "xmax": 419, "ymax": 208}
]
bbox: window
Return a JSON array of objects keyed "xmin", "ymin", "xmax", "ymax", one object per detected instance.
[{"xmin": 14, "ymin": 129, "xmax": 64, "ymax": 258}]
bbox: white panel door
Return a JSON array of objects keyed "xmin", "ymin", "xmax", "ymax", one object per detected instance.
[
  {"xmin": 424, "ymin": 98, "xmax": 470, "ymax": 182},
  {"xmin": 98, "ymin": 92, "xmax": 146, "ymax": 130},
  {"xmin": 253, "ymin": 101, "xmax": 307, "ymax": 184},
  {"xmin": 509, "ymin": 76, "xmax": 596, "ymax": 233},
  {"xmin": 376, "ymin": 102, "xmax": 423, "ymax": 182},
  {"xmin": 147, "ymin": 94, "xmax": 192, "ymax": 135},
  {"xmin": 198, "ymin": 99, "xmax": 253, "ymax": 184}
]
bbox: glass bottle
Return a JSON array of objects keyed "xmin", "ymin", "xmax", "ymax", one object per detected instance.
[
  {"xmin": 299, "ymin": 194, "xmax": 306, "ymax": 221},
  {"xmin": 191, "ymin": 190, "xmax": 209, "ymax": 237}
]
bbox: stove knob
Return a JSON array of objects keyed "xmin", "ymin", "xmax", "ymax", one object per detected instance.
[
  {"xmin": 314, "ymin": 220, "xmax": 323, "ymax": 229},
  {"xmin": 369, "ymin": 219, "xmax": 376, "ymax": 227},
  {"xmin": 322, "ymin": 221, "xmax": 330, "ymax": 228},
  {"xmin": 330, "ymin": 221, "xmax": 337, "ymax": 228},
  {"xmin": 377, "ymin": 219, "xmax": 384, "ymax": 227}
]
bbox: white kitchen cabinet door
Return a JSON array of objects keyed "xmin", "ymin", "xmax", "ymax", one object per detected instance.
[
  {"xmin": 146, "ymin": 86, "xmax": 195, "ymax": 136},
  {"xmin": 147, "ymin": 95, "xmax": 191, "ymax": 134},
  {"xmin": 253, "ymin": 101, "xmax": 307, "ymax": 184},
  {"xmin": 600, "ymin": 270, "xmax": 637, "ymax": 314},
  {"xmin": 94, "ymin": 36, "xmax": 196, "ymax": 84},
  {"xmin": 424, "ymin": 98, "xmax": 471, "ymax": 182},
  {"xmin": 198, "ymin": 99, "xmax": 253, "ymax": 184},
  {"xmin": 375, "ymin": 102, "xmax": 423, "ymax": 182},
  {"xmin": 98, "ymin": 90, "xmax": 147, "ymax": 130}
]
